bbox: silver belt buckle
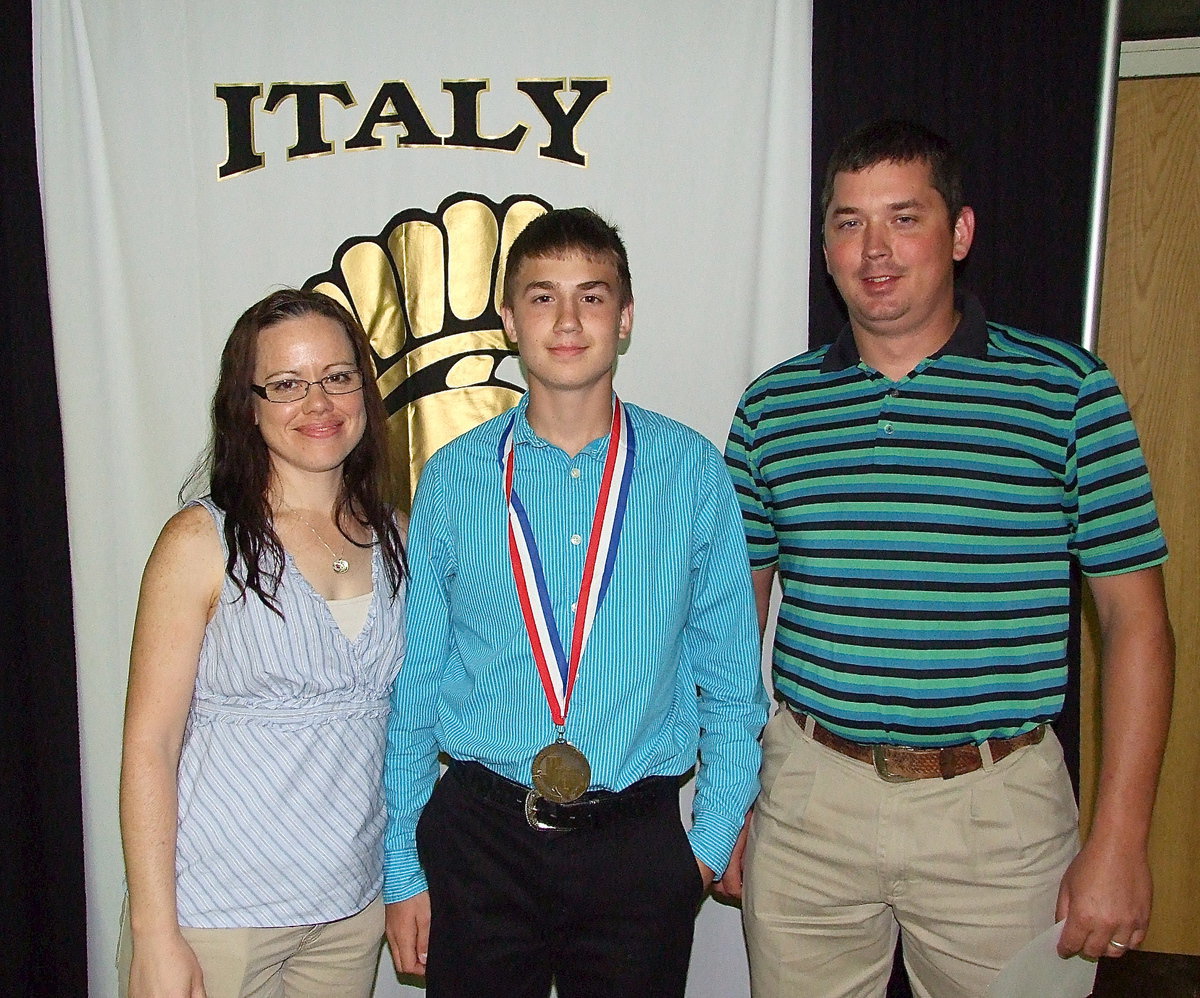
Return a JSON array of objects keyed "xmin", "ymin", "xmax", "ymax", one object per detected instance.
[
  {"xmin": 524, "ymin": 789, "xmax": 558, "ymax": 830},
  {"xmin": 872, "ymin": 744, "xmax": 918, "ymax": 784}
]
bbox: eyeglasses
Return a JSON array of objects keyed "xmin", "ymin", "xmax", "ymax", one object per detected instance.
[{"xmin": 251, "ymin": 369, "xmax": 365, "ymax": 403}]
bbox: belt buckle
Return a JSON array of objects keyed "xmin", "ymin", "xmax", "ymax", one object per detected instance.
[
  {"xmin": 872, "ymin": 744, "xmax": 917, "ymax": 784},
  {"xmin": 524, "ymin": 789, "xmax": 560, "ymax": 830}
]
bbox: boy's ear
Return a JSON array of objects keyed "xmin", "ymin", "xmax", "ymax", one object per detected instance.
[{"xmin": 501, "ymin": 304, "xmax": 518, "ymax": 344}]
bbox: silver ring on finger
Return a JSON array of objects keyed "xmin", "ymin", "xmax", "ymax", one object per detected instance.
[{"xmin": 1109, "ymin": 940, "xmax": 1129, "ymax": 950}]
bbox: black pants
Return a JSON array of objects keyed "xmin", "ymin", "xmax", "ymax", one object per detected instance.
[{"xmin": 415, "ymin": 763, "xmax": 705, "ymax": 998}]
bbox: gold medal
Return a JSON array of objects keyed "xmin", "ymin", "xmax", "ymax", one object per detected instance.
[{"xmin": 531, "ymin": 740, "xmax": 591, "ymax": 804}]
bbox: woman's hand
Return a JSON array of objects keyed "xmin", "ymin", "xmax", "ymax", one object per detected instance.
[{"xmin": 128, "ymin": 930, "xmax": 207, "ymax": 998}]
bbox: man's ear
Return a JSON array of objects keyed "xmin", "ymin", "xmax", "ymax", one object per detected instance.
[{"xmin": 952, "ymin": 206, "xmax": 975, "ymax": 262}]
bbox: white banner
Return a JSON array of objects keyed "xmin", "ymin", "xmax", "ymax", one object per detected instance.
[{"xmin": 35, "ymin": 2, "xmax": 811, "ymax": 994}]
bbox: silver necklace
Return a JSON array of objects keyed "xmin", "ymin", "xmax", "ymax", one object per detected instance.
[{"xmin": 282, "ymin": 505, "xmax": 350, "ymax": 574}]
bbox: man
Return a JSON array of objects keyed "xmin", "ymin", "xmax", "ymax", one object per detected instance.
[
  {"xmin": 383, "ymin": 207, "xmax": 769, "ymax": 997},
  {"xmin": 722, "ymin": 119, "xmax": 1174, "ymax": 997}
]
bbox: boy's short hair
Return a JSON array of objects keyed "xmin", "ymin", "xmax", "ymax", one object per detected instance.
[{"xmin": 502, "ymin": 207, "xmax": 633, "ymax": 307}]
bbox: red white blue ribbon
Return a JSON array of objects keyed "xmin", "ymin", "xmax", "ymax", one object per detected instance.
[{"xmin": 499, "ymin": 399, "xmax": 636, "ymax": 726}]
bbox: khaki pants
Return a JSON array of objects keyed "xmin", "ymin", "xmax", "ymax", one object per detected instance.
[
  {"xmin": 117, "ymin": 896, "xmax": 383, "ymax": 998},
  {"xmin": 744, "ymin": 710, "xmax": 1079, "ymax": 998}
]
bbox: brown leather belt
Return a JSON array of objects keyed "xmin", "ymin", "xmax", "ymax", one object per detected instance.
[{"xmin": 787, "ymin": 707, "xmax": 1045, "ymax": 782}]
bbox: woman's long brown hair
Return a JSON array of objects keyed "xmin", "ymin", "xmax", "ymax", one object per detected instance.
[{"xmin": 182, "ymin": 288, "xmax": 406, "ymax": 612}]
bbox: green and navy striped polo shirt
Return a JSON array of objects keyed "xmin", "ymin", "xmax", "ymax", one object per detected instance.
[{"xmin": 725, "ymin": 292, "xmax": 1167, "ymax": 746}]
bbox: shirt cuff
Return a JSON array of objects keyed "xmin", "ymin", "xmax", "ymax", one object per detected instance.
[
  {"xmin": 686, "ymin": 809, "xmax": 745, "ymax": 879},
  {"xmin": 382, "ymin": 850, "xmax": 428, "ymax": 903}
]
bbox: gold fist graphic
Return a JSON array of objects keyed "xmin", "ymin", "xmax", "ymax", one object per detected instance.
[{"xmin": 306, "ymin": 193, "xmax": 550, "ymax": 511}]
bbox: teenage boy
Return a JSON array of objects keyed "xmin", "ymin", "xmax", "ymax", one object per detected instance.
[{"xmin": 383, "ymin": 207, "xmax": 768, "ymax": 997}]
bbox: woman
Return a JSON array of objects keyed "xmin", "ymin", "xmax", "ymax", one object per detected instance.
[{"xmin": 118, "ymin": 289, "xmax": 407, "ymax": 998}]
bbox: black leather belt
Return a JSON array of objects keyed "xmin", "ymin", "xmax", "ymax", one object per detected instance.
[{"xmin": 447, "ymin": 760, "xmax": 680, "ymax": 831}]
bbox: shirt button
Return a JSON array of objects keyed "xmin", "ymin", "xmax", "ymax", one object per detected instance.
[
  {"xmin": 887, "ymin": 388, "xmax": 899, "ymax": 397},
  {"xmin": 570, "ymin": 534, "xmax": 582, "ymax": 545},
  {"xmin": 570, "ymin": 467, "xmax": 581, "ymax": 479},
  {"xmin": 571, "ymin": 601, "xmax": 578, "ymax": 612},
  {"xmin": 883, "ymin": 423, "xmax": 894, "ymax": 434}
]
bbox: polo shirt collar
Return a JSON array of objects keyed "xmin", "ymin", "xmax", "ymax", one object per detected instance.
[{"xmin": 820, "ymin": 289, "xmax": 989, "ymax": 373}]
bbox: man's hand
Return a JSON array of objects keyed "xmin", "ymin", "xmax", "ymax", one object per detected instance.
[
  {"xmin": 1055, "ymin": 832, "xmax": 1151, "ymax": 959},
  {"xmin": 697, "ymin": 858, "xmax": 716, "ymax": 893},
  {"xmin": 385, "ymin": 893, "xmax": 431, "ymax": 978},
  {"xmin": 712, "ymin": 808, "xmax": 753, "ymax": 904}
]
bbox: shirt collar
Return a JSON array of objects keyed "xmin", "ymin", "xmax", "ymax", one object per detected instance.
[
  {"xmin": 819, "ymin": 289, "xmax": 989, "ymax": 373},
  {"xmin": 509, "ymin": 392, "xmax": 616, "ymax": 458},
  {"xmin": 510, "ymin": 393, "xmax": 544, "ymax": 446}
]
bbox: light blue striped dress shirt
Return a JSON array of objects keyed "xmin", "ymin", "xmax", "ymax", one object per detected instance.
[
  {"xmin": 176, "ymin": 498, "xmax": 406, "ymax": 926},
  {"xmin": 383, "ymin": 396, "xmax": 768, "ymax": 902}
]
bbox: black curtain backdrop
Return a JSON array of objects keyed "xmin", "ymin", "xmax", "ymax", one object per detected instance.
[
  {"xmin": 1, "ymin": 6, "xmax": 89, "ymax": 996},
  {"xmin": 811, "ymin": 2, "xmax": 1107, "ymax": 349},
  {"xmin": 811, "ymin": 3, "xmax": 1107, "ymax": 993}
]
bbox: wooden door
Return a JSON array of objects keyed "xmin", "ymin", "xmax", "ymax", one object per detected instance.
[{"xmin": 1082, "ymin": 74, "xmax": 1200, "ymax": 956}]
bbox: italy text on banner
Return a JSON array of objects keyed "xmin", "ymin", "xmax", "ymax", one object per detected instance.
[{"xmin": 35, "ymin": 3, "xmax": 810, "ymax": 994}]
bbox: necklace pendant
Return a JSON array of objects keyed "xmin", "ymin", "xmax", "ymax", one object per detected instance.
[{"xmin": 332, "ymin": 557, "xmax": 350, "ymax": 574}]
